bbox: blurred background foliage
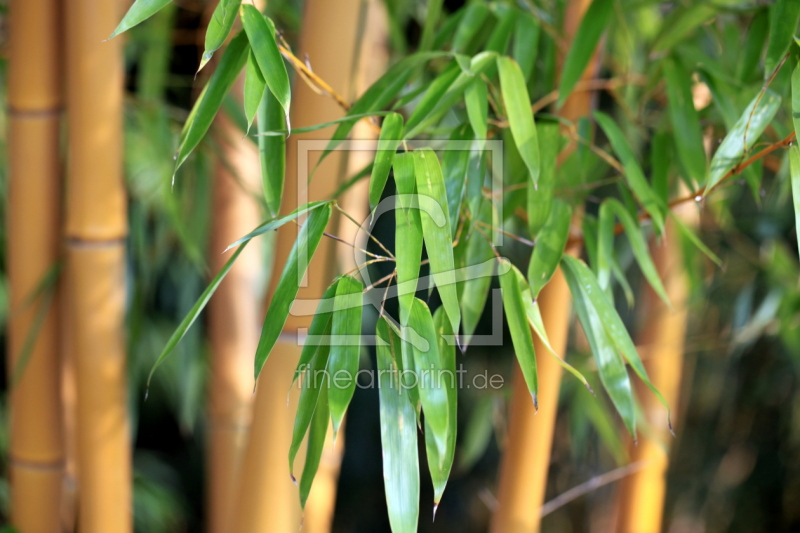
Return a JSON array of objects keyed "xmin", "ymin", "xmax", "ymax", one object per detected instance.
[{"xmin": 0, "ymin": 0, "xmax": 799, "ymax": 532}]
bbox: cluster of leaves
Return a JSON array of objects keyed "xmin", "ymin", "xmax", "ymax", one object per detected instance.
[{"xmin": 113, "ymin": 0, "xmax": 800, "ymax": 531}]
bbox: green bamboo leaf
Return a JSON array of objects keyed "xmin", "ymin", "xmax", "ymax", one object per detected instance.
[
  {"xmin": 792, "ymin": 60, "xmax": 800, "ymax": 144},
  {"xmin": 651, "ymin": 130, "xmax": 671, "ymax": 202},
  {"xmin": 561, "ymin": 256, "xmax": 637, "ymax": 438},
  {"xmin": 254, "ymin": 204, "xmax": 332, "ymax": 379},
  {"xmin": 414, "ymin": 149, "xmax": 461, "ymax": 337},
  {"xmin": 326, "ymin": 276, "xmax": 364, "ymax": 436},
  {"xmin": 597, "ymin": 199, "xmax": 670, "ymax": 306},
  {"xmin": 174, "ymin": 30, "xmax": 249, "ymax": 177},
  {"xmin": 258, "ymin": 88, "xmax": 286, "ymax": 217},
  {"xmin": 556, "ymin": 0, "xmax": 613, "ymax": 109},
  {"xmin": 663, "ymin": 57, "xmax": 706, "ymax": 187},
  {"xmin": 465, "ymin": 79, "xmax": 488, "ymax": 145},
  {"xmin": 651, "ymin": 3, "xmax": 716, "ymax": 54},
  {"xmin": 499, "ymin": 261, "xmax": 538, "ymax": 408},
  {"xmin": 425, "ymin": 307, "xmax": 457, "ymax": 510},
  {"xmin": 527, "ymin": 122, "xmax": 560, "ymax": 239},
  {"xmin": 407, "ymin": 298, "xmax": 449, "ymax": 459},
  {"xmin": 198, "ymin": 0, "xmax": 242, "ymax": 72},
  {"xmin": 376, "ymin": 317, "xmax": 419, "ymax": 533},
  {"xmin": 290, "ymin": 279, "xmax": 341, "ymax": 391},
  {"xmin": 764, "ymin": 0, "xmax": 800, "ymax": 79},
  {"xmin": 706, "ymin": 89, "xmax": 781, "ymax": 195},
  {"xmin": 738, "ymin": 9, "xmax": 769, "ymax": 82},
  {"xmin": 255, "ymin": 112, "xmax": 391, "ymax": 137},
  {"xmin": 486, "ymin": 4, "xmax": 515, "ymax": 55},
  {"xmin": 528, "ymin": 199, "xmax": 572, "ymax": 299},
  {"xmin": 419, "ymin": 0, "xmax": 444, "ymax": 53},
  {"xmin": 240, "ymin": 5, "xmax": 291, "ymax": 127},
  {"xmin": 452, "ymin": 2, "xmax": 490, "ymax": 53},
  {"xmin": 461, "ymin": 200, "xmax": 495, "ymax": 347},
  {"xmin": 562, "ymin": 255, "xmax": 673, "ymax": 435},
  {"xmin": 788, "ymin": 146, "xmax": 800, "ymax": 259},
  {"xmin": 594, "ymin": 111, "xmax": 665, "ymax": 234},
  {"xmin": 513, "ymin": 12, "xmax": 540, "ymax": 81},
  {"xmin": 146, "ymin": 243, "xmax": 247, "ymax": 393},
  {"xmin": 669, "ymin": 211, "xmax": 722, "ymax": 266},
  {"xmin": 369, "ymin": 113, "xmax": 404, "ymax": 211},
  {"xmin": 498, "ymin": 56, "xmax": 540, "ymax": 187},
  {"xmin": 394, "ymin": 153, "xmax": 424, "ymax": 326},
  {"xmin": 403, "ymin": 64, "xmax": 461, "ymax": 136},
  {"xmin": 108, "ymin": 0, "xmax": 172, "ymax": 39},
  {"xmin": 243, "ymin": 51, "xmax": 266, "ymax": 134},
  {"xmin": 442, "ymin": 125, "xmax": 472, "ymax": 236},
  {"xmin": 224, "ymin": 200, "xmax": 330, "ymax": 251},
  {"xmin": 299, "ymin": 382, "xmax": 329, "ymax": 509},
  {"xmin": 289, "ymin": 320, "xmax": 331, "ymax": 481}
]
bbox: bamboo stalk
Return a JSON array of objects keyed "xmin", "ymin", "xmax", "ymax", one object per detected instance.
[
  {"xmin": 7, "ymin": 1, "xmax": 65, "ymax": 530},
  {"xmin": 613, "ymin": 206, "xmax": 695, "ymax": 533},
  {"xmin": 64, "ymin": 0, "xmax": 131, "ymax": 531},
  {"xmin": 229, "ymin": 1, "xmax": 365, "ymax": 531},
  {"xmin": 491, "ymin": 2, "xmax": 596, "ymax": 531}
]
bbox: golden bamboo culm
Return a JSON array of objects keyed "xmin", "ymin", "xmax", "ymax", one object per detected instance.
[
  {"xmin": 64, "ymin": 0, "xmax": 131, "ymax": 531},
  {"xmin": 7, "ymin": 0, "xmax": 65, "ymax": 531}
]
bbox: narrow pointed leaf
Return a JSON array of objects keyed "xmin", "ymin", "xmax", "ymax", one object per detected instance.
[
  {"xmin": 299, "ymin": 383, "xmax": 329, "ymax": 509},
  {"xmin": 500, "ymin": 261, "xmax": 538, "ymax": 406},
  {"xmin": 414, "ymin": 149, "xmax": 460, "ymax": 336},
  {"xmin": 244, "ymin": 51, "xmax": 266, "ymax": 134},
  {"xmin": 513, "ymin": 12, "xmax": 540, "ymax": 81},
  {"xmin": 528, "ymin": 199, "xmax": 572, "ymax": 298},
  {"xmin": 465, "ymin": 79, "xmax": 488, "ymax": 144},
  {"xmin": 442, "ymin": 125, "xmax": 472, "ymax": 236},
  {"xmin": 175, "ymin": 31, "xmax": 249, "ymax": 176},
  {"xmin": 290, "ymin": 279, "xmax": 341, "ymax": 390},
  {"xmin": 764, "ymin": 0, "xmax": 800, "ymax": 79},
  {"xmin": 224, "ymin": 201, "xmax": 330, "ymax": 251},
  {"xmin": 527, "ymin": 122, "xmax": 560, "ymax": 238},
  {"xmin": 394, "ymin": 153, "xmax": 424, "ymax": 326},
  {"xmin": 369, "ymin": 113, "xmax": 404, "ymax": 211},
  {"xmin": 670, "ymin": 211, "xmax": 722, "ymax": 266},
  {"xmin": 198, "ymin": 0, "xmax": 242, "ymax": 72},
  {"xmin": 327, "ymin": 276, "xmax": 364, "ymax": 436},
  {"xmin": 498, "ymin": 56, "xmax": 540, "ymax": 186},
  {"xmin": 452, "ymin": 3, "xmax": 490, "ymax": 53},
  {"xmin": 706, "ymin": 89, "xmax": 781, "ymax": 194},
  {"xmin": 663, "ymin": 57, "xmax": 706, "ymax": 186},
  {"xmin": 461, "ymin": 200, "xmax": 495, "ymax": 346},
  {"xmin": 258, "ymin": 89, "xmax": 286, "ymax": 217},
  {"xmin": 376, "ymin": 317, "xmax": 419, "ymax": 533},
  {"xmin": 403, "ymin": 64, "xmax": 461, "ymax": 136},
  {"xmin": 108, "ymin": 0, "xmax": 172, "ymax": 39},
  {"xmin": 254, "ymin": 204, "xmax": 332, "ymax": 379},
  {"xmin": 256, "ymin": 111, "xmax": 391, "ymax": 137},
  {"xmin": 556, "ymin": 0, "xmax": 613, "ymax": 109},
  {"xmin": 240, "ymin": 6, "xmax": 291, "ymax": 124},
  {"xmin": 594, "ymin": 111, "xmax": 665, "ymax": 234}
]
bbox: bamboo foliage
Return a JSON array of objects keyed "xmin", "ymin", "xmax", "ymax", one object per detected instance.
[
  {"xmin": 7, "ymin": 0, "xmax": 64, "ymax": 531},
  {"xmin": 65, "ymin": 0, "xmax": 131, "ymax": 532}
]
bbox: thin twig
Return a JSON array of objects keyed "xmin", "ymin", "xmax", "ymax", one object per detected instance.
[{"xmin": 334, "ymin": 203, "xmax": 396, "ymax": 260}]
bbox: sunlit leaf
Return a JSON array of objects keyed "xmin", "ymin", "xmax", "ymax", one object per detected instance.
[
  {"xmin": 663, "ymin": 57, "xmax": 706, "ymax": 186},
  {"xmin": 108, "ymin": 0, "xmax": 172, "ymax": 39},
  {"xmin": 527, "ymin": 122, "xmax": 560, "ymax": 239},
  {"xmin": 224, "ymin": 201, "xmax": 330, "ymax": 251},
  {"xmin": 556, "ymin": 0, "xmax": 613, "ymax": 109},
  {"xmin": 198, "ymin": 0, "xmax": 242, "ymax": 72},
  {"xmin": 394, "ymin": 153, "xmax": 424, "ymax": 326},
  {"xmin": 376, "ymin": 317, "xmax": 419, "ymax": 533},
  {"xmin": 174, "ymin": 31, "xmax": 249, "ymax": 177},
  {"xmin": 465, "ymin": 79, "xmax": 488, "ymax": 145},
  {"xmin": 498, "ymin": 56, "xmax": 540, "ymax": 187},
  {"xmin": 326, "ymin": 276, "xmax": 364, "ymax": 436},
  {"xmin": 764, "ymin": 0, "xmax": 800, "ymax": 79},
  {"xmin": 528, "ymin": 199, "xmax": 572, "ymax": 299},
  {"xmin": 370, "ymin": 113, "xmax": 404, "ymax": 211},
  {"xmin": 500, "ymin": 261, "xmax": 538, "ymax": 407},
  {"xmin": 290, "ymin": 279, "xmax": 340, "ymax": 391},
  {"xmin": 706, "ymin": 89, "xmax": 781, "ymax": 194},
  {"xmin": 254, "ymin": 204, "xmax": 332, "ymax": 379},
  {"xmin": 244, "ymin": 51, "xmax": 266, "ymax": 134}
]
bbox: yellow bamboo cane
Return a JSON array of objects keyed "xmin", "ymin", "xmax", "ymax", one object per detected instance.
[
  {"xmin": 229, "ymin": 1, "xmax": 365, "ymax": 531},
  {"xmin": 64, "ymin": 0, "xmax": 131, "ymax": 531},
  {"xmin": 7, "ymin": 1, "xmax": 65, "ymax": 531},
  {"xmin": 491, "ymin": 2, "xmax": 597, "ymax": 531},
  {"xmin": 614, "ymin": 203, "xmax": 696, "ymax": 533}
]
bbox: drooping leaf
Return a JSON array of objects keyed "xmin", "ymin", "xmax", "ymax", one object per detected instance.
[
  {"xmin": 706, "ymin": 89, "xmax": 781, "ymax": 194},
  {"xmin": 256, "ymin": 112, "xmax": 391, "ymax": 137},
  {"xmin": 789, "ymin": 146, "xmax": 800, "ymax": 259},
  {"xmin": 326, "ymin": 276, "xmax": 364, "ymax": 436},
  {"xmin": 499, "ymin": 261, "xmax": 538, "ymax": 407},
  {"xmin": 597, "ymin": 199, "xmax": 670, "ymax": 306},
  {"xmin": 224, "ymin": 201, "xmax": 330, "ymax": 251},
  {"xmin": 258, "ymin": 88, "xmax": 286, "ymax": 217},
  {"xmin": 556, "ymin": 0, "xmax": 613, "ymax": 109},
  {"xmin": 240, "ymin": 5, "xmax": 291, "ymax": 126},
  {"xmin": 594, "ymin": 111, "xmax": 665, "ymax": 234},
  {"xmin": 198, "ymin": 0, "xmax": 242, "ymax": 72},
  {"xmin": 369, "ymin": 113, "xmax": 404, "ymax": 211},
  {"xmin": 513, "ymin": 12, "xmax": 540, "ymax": 81},
  {"xmin": 663, "ymin": 57, "xmax": 706, "ymax": 186},
  {"xmin": 425, "ymin": 307, "xmax": 457, "ymax": 508},
  {"xmin": 243, "ymin": 51, "xmax": 266, "ymax": 134},
  {"xmin": 461, "ymin": 200, "xmax": 496, "ymax": 347},
  {"xmin": 527, "ymin": 122, "xmax": 561, "ymax": 239},
  {"xmin": 442, "ymin": 125, "xmax": 472, "ymax": 236},
  {"xmin": 108, "ymin": 0, "xmax": 172, "ymax": 40},
  {"xmin": 407, "ymin": 298, "xmax": 450, "ymax": 459},
  {"xmin": 254, "ymin": 204, "xmax": 332, "ymax": 379},
  {"xmin": 394, "ymin": 153, "xmax": 424, "ymax": 326},
  {"xmin": 146, "ymin": 243, "xmax": 247, "ymax": 391},
  {"xmin": 764, "ymin": 0, "xmax": 800, "ymax": 79},
  {"xmin": 561, "ymin": 256, "xmax": 637, "ymax": 438},
  {"xmin": 414, "ymin": 149, "xmax": 461, "ymax": 336},
  {"xmin": 174, "ymin": 31, "xmax": 249, "ymax": 177},
  {"xmin": 498, "ymin": 56, "xmax": 540, "ymax": 187},
  {"xmin": 299, "ymin": 382, "xmax": 329, "ymax": 509},
  {"xmin": 376, "ymin": 317, "xmax": 419, "ymax": 533},
  {"xmin": 528, "ymin": 199, "xmax": 572, "ymax": 299}
]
